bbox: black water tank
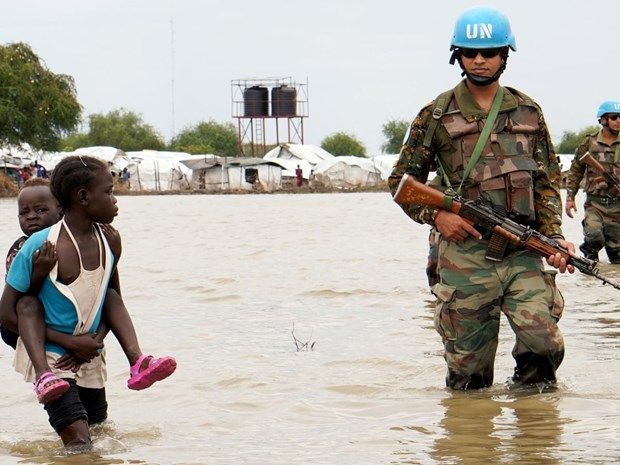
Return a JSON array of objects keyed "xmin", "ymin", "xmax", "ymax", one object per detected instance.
[
  {"xmin": 271, "ymin": 85, "xmax": 297, "ymax": 117},
  {"xmin": 243, "ymin": 86, "xmax": 269, "ymax": 117}
]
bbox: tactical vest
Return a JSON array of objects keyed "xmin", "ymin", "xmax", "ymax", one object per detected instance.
[
  {"xmin": 584, "ymin": 133, "xmax": 620, "ymax": 196},
  {"xmin": 435, "ymin": 88, "xmax": 539, "ymax": 222}
]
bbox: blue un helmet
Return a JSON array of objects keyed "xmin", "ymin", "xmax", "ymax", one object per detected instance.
[
  {"xmin": 450, "ymin": 6, "xmax": 516, "ymax": 51},
  {"xmin": 596, "ymin": 101, "xmax": 620, "ymax": 118},
  {"xmin": 449, "ymin": 6, "xmax": 516, "ymax": 86}
]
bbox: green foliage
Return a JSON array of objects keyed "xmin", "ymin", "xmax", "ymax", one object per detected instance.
[
  {"xmin": 60, "ymin": 132, "xmax": 91, "ymax": 151},
  {"xmin": 87, "ymin": 109, "xmax": 165, "ymax": 151},
  {"xmin": 169, "ymin": 120, "xmax": 238, "ymax": 156},
  {"xmin": 0, "ymin": 42, "xmax": 82, "ymax": 151},
  {"xmin": 61, "ymin": 108, "xmax": 166, "ymax": 152},
  {"xmin": 381, "ymin": 119, "xmax": 409, "ymax": 154},
  {"xmin": 320, "ymin": 131, "xmax": 366, "ymax": 157},
  {"xmin": 555, "ymin": 125, "xmax": 598, "ymax": 154}
]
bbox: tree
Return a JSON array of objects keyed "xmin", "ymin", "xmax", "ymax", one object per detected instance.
[
  {"xmin": 555, "ymin": 126, "xmax": 598, "ymax": 154},
  {"xmin": 0, "ymin": 42, "xmax": 82, "ymax": 150},
  {"xmin": 381, "ymin": 119, "xmax": 409, "ymax": 154},
  {"xmin": 61, "ymin": 108, "xmax": 166, "ymax": 151},
  {"xmin": 169, "ymin": 120, "xmax": 238, "ymax": 156},
  {"xmin": 320, "ymin": 131, "xmax": 366, "ymax": 157}
]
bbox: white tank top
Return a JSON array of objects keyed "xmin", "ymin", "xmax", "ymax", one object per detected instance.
[{"xmin": 63, "ymin": 218, "xmax": 105, "ymax": 317}]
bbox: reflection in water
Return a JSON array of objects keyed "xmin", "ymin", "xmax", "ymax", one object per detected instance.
[
  {"xmin": 394, "ymin": 389, "xmax": 566, "ymax": 465},
  {"xmin": 432, "ymin": 391, "xmax": 564, "ymax": 465}
]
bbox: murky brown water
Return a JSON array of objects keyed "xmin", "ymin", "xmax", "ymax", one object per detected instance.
[{"xmin": 0, "ymin": 191, "xmax": 618, "ymax": 465}]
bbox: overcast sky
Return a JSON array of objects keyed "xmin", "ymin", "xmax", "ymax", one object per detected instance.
[{"xmin": 2, "ymin": 0, "xmax": 619, "ymax": 155}]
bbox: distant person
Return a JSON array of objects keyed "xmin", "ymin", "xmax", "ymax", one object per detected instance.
[
  {"xmin": 19, "ymin": 166, "xmax": 32, "ymax": 186},
  {"xmin": 120, "ymin": 167, "xmax": 131, "ymax": 188},
  {"xmin": 295, "ymin": 164, "xmax": 303, "ymax": 187},
  {"xmin": 0, "ymin": 158, "xmax": 176, "ymax": 447},
  {"xmin": 565, "ymin": 101, "xmax": 620, "ymax": 263},
  {"xmin": 35, "ymin": 161, "xmax": 48, "ymax": 179},
  {"xmin": 389, "ymin": 6, "xmax": 574, "ymax": 390}
]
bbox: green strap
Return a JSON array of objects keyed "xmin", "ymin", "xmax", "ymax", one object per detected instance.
[
  {"xmin": 423, "ymin": 90, "xmax": 454, "ymax": 148},
  {"xmin": 457, "ymin": 86, "xmax": 504, "ymax": 195}
]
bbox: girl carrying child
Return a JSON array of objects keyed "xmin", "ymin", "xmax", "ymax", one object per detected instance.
[{"xmin": 0, "ymin": 157, "xmax": 176, "ymax": 447}]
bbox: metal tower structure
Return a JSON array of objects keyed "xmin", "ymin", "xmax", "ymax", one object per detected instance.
[{"xmin": 231, "ymin": 76, "xmax": 309, "ymax": 157}]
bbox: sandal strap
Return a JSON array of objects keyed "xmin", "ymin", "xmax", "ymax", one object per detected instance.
[
  {"xmin": 130, "ymin": 354, "xmax": 153, "ymax": 376},
  {"xmin": 34, "ymin": 371, "xmax": 57, "ymax": 388}
]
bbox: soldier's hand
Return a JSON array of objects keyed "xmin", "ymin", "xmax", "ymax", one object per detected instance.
[
  {"xmin": 546, "ymin": 239, "xmax": 576, "ymax": 274},
  {"xmin": 565, "ymin": 200, "xmax": 577, "ymax": 218},
  {"xmin": 435, "ymin": 210, "xmax": 482, "ymax": 243}
]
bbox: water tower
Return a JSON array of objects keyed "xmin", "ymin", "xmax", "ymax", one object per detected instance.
[{"xmin": 231, "ymin": 77, "xmax": 309, "ymax": 156}]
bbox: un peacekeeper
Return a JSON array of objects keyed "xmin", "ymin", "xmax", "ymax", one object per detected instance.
[
  {"xmin": 389, "ymin": 6, "xmax": 576, "ymax": 390},
  {"xmin": 565, "ymin": 101, "xmax": 620, "ymax": 264}
]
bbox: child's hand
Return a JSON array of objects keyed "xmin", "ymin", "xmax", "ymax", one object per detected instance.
[
  {"xmin": 54, "ymin": 353, "xmax": 82, "ymax": 373},
  {"xmin": 66, "ymin": 334, "xmax": 104, "ymax": 363},
  {"xmin": 32, "ymin": 241, "xmax": 57, "ymax": 275},
  {"xmin": 100, "ymin": 224, "xmax": 122, "ymax": 259}
]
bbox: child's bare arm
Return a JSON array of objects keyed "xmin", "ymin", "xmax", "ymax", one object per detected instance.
[
  {"xmin": 0, "ymin": 284, "xmax": 22, "ymax": 332},
  {"xmin": 29, "ymin": 241, "xmax": 57, "ymax": 295},
  {"xmin": 100, "ymin": 225, "xmax": 122, "ymax": 295}
]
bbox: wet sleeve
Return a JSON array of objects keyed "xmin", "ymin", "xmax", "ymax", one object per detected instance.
[
  {"xmin": 388, "ymin": 106, "xmax": 438, "ymax": 225},
  {"xmin": 532, "ymin": 111, "xmax": 564, "ymax": 238},
  {"xmin": 564, "ymin": 138, "xmax": 589, "ymax": 201}
]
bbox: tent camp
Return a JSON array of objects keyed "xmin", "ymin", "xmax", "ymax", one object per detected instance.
[
  {"xmin": 370, "ymin": 154, "xmax": 398, "ymax": 180},
  {"xmin": 126, "ymin": 150, "xmax": 192, "ymax": 191},
  {"xmin": 263, "ymin": 143, "xmax": 334, "ymax": 165},
  {"xmin": 312, "ymin": 156, "xmax": 383, "ymax": 188},
  {"xmin": 263, "ymin": 144, "xmax": 333, "ymax": 182},
  {"xmin": 178, "ymin": 156, "xmax": 283, "ymax": 192}
]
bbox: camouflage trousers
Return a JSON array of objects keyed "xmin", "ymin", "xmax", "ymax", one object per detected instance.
[
  {"xmin": 431, "ymin": 237, "xmax": 565, "ymax": 390},
  {"xmin": 580, "ymin": 197, "xmax": 620, "ymax": 264}
]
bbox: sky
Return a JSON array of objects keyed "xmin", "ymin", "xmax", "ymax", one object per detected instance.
[{"xmin": 2, "ymin": 0, "xmax": 619, "ymax": 155}]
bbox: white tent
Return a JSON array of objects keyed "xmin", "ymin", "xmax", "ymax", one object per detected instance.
[
  {"xmin": 557, "ymin": 153, "xmax": 575, "ymax": 172},
  {"xmin": 264, "ymin": 144, "xmax": 334, "ymax": 165},
  {"xmin": 370, "ymin": 154, "xmax": 398, "ymax": 180},
  {"xmin": 126, "ymin": 150, "xmax": 192, "ymax": 191},
  {"xmin": 178, "ymin": 157, "xmax": 283, "ymax": 192},
  {"xmin": 313, "ymin": 156, "xmax": 383, "ymax": 188}
]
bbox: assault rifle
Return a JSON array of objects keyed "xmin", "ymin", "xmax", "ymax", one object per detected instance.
[
  {"xmin": 393, "ymin": 174, "xmax": 620, "ymax": 291},
  {"xmin": 579, "ymin": 152, "xmax": 620, "ymax": 192}
]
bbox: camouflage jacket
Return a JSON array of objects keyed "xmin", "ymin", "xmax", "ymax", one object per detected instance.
[
  {"xmin": 565, "ymin": 129, "xmax": 620, "ymax": 200},
  {"xmin": 389, "ymin": 80, "xmax": 564, "ymax": 238}
]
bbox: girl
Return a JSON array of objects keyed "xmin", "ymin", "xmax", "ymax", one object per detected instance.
[{"xmin": 0, "ymin": 156, "xmax": 176, "ymax": 446}]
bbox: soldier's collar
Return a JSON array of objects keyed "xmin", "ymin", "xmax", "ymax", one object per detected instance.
[
  {"xmin": 596, "ymin": 128, "xmax": 620, "ymax": 145},
  {"xmin": 453, "ymin": 80, "xmax": 518, "ymax": 119}
]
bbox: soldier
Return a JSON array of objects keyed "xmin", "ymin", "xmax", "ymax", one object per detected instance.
[
  {"xmin": 565, "ymin": 101, "xmax": 620, "ymax": 264},
  {"xmin": 389, "ymin": 6, "xmax": 575, "ymax": 390}
]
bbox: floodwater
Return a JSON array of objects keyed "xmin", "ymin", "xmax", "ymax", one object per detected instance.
[{"xmin": 0, "ymin": 190, "xmax": 618, "ymax": 465}]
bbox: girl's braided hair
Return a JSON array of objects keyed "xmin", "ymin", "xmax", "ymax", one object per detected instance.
[{"xmin": 50, "ymin": 156, "xmax": 108, "ymax": 209}]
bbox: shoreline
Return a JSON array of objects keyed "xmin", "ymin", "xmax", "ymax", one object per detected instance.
[{"xmin": 0, "ymin": 178, "xmax": 391, "ymax": 198}]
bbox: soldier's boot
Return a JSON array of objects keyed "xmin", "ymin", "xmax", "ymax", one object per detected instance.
[
  {"xmin": 446, "ymin": 369, "xmax": 493, "ymax": 390},
  {"xmin": 512, "ymin": 351, "xmax": 564, "ymax": 385},
  {"xmin": 579, "ymin": 243, "xmax": 600, "ymax": 262},
  {"xmin": 605, "ymin": 249, "xmax": 620, "ymax": 264}
]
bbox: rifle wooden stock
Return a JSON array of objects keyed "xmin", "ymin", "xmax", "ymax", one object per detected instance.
[
  {"xmin": 579, "ymin": 152, "xmax": 607, "ymax": 173},
  {"xmin": 394, "ymin": 174, "xmax": 462, "ymax": 214},
  {"xmin": 579, "ymin": 152, "xmax": 620, "ymax": 189}
]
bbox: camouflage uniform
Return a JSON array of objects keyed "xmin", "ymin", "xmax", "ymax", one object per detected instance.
[
  {"xmin": 565, "ymin": 131, "xmax": 620, "ymax": 263},
  {"xmin": 389, "ymin": 80, "xmax": 565, "ymax": 389}
]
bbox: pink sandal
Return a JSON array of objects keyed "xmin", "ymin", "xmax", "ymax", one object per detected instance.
[
  {"xmin": 33, "ymin": 371, "xmax": 70, "ymax": 404},
  {"xmin": 127, "ymin": 354, "xmax": 177, "ymax": 391}
]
